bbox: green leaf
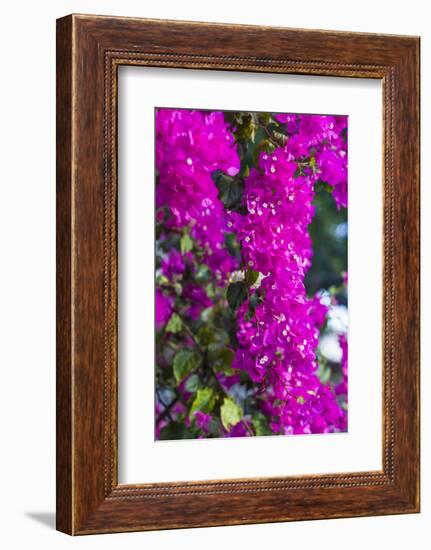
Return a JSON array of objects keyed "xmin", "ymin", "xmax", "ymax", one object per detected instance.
[
  {"xmin": 165, "ymin": 313, "xmax": 182, "ymax": 334},
  {"xmin": 213, "ymin": 172, "xmax": 243, "ymax": 210},
  {"xmin": 159, "ymin": 422, "xmax": 196, "ymax": 440},
  {"xmin": 205, "ymin": 283, "xmax": 216, "ymax": 299},
  {"xmin": 173, "ymin": 282, "xmax": 182, "ymax": 296},
  {"xmin": 173, "ymin": 349, "xmax": 201, "ymax": 383},
  {"xmin": 198, "ymin": 326, "xmax": 230, "ymax": 351},
  {"xmin": 224, "ymin": 232, "xmax": 240, "ymax": 259},
  {"xmin": 257, "ymin": 112, "xmax": 272, "ymax": 125},
  {"xmin": 195, "ymin": 264, "xmax": 211, "ymax": 283},
  {"xmin": 272, "ymin": 130, "xmax": 288, "ymax": 146},
  {"xmin": 233, "ymin": 113, "xmax": 257, "ymax": 143},
  {"xmin": 190, "ymin": 387, "xmax": 216, "ymax": 417},
  {"xmin": 158, "ymin": 422, "xmax": 185, "ymax": 440},
  {"xmin": 184, "ymin": 373, "xmax": 201, "ymax": 393},
  {"xmin": 213, "ymin": 348, "xmax": 235, "ymax": 375},
  {"xmin": 196, "ymin": 326, "xmax": 214, "ymax": 346},
  {"xmin": 226, "ymin": 281, "xmax": 248, "ymax": 312},
  {"xmin": 248, "ymin": 124, "xmax": 257, "ymax": 143},
  {"xmin": 249, "ymin": 292, "xmax": 261, "ymax": 310},
  {"xmin": 245, "ymin": 269, "xmax": 259, "ymax": 287},
  {"xmin": 207, "ymin": 417, "xmax": 222, "ymax": 435},
  {"xmin": 180, "ymin": 233, "xmax": 193, "ymax": 254},
  {"xmin": 220, "ymin": 397, "xmax": 243, "ymax": 431},
  {"xmin": 319, "ymin": 366, "xmax": 331, "ymax": 384},
  {"xmin": 213, "ymin": 328, "xmax": 230, "ymax": 345},
  {"xmin": 200, "ymin": 306, "xmax": 213, "ymax": 322},
  {"xmin": 156, "ymin": 274, "xmax": 169, "ymax": 286},
  {"xmin": 207, "ymin": 331, "xmax": 231, "ymax": 362},
  {"xmin": 251, "ymin": 412, "xmax": 272, "ymax": 436}
]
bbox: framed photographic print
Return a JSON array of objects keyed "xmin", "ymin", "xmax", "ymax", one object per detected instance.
[{"xmin": 56, "ymin": 14, "xmax": 420, "ymax": 534}]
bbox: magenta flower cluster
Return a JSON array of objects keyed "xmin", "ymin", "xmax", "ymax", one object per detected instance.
[
  {"xmin": 276, "ymin": 113, "xmax": 348, "ymax": 209},
  {"xmin": 155, "ymin": 107, "xmax": 243, "ymax": 334},
  {"xmin": 156, "ymin": 108, "xmax": 240, "ymax": 280},
  {"xmin": 232, "ymin": 138, "xmax": 346, "ymax": 433},
  {"xmin": 155, "ymin": 107, "xmax": 348, "ymax": 438}
]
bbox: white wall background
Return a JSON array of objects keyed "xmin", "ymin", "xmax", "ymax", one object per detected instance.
[{"xmin": 0, "ymin": 1, "xmax": 427, "ymax": 548}]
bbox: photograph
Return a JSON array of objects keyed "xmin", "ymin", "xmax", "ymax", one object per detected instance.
[{"xmin": 155, "ymin": 107, "xmax": 348, "ymax": 440}]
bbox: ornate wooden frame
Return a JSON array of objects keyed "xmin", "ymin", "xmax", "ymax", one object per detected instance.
[{"xmin": 56, "ymin": 14, "xmax": 420, "ymax": 534}]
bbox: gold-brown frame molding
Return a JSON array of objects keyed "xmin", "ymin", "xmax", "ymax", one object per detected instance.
[{"xmin": 56, "ymin": 14, "xmax": 420, "ymax": 534}]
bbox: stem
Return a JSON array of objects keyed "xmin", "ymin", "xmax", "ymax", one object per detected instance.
[{"xmin": 258, "ymin": 122, "xmax": 279, "ymax": 148}]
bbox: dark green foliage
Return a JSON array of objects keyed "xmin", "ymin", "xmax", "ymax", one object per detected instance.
[
  {"xmin": 226, "ymin": 281, "xmax": 248, "ymax": 311},
  {"xmin": 305, "ymin": 186, "xmax": 347, "ymax": 297}
]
